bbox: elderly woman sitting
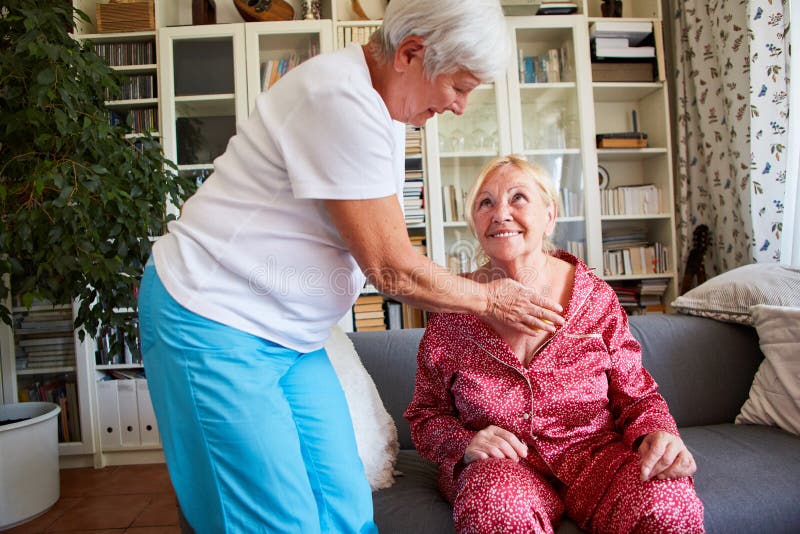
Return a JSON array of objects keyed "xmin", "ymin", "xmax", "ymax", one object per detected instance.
[{"xmin": 404, "ymin": 155, "xmax": 704, "ymax": 533}]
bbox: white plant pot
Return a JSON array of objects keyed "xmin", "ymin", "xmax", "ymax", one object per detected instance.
[{"xmin": 0, "ymin": 402, "xmax": 61, "ymax": 530}]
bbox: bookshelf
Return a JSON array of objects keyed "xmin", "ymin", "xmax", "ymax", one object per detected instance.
[
  {"xmin": 0, "ymin": 299, "xmax": 95, "ymax": 461},
  {"xmin": 586, "ymin": 0, "xmax": 678, "ymax": 312}
]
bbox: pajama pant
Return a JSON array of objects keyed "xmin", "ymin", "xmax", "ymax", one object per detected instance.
[
  {"xmin": 138, "ymin": 262, "xmax": 376, "ymax": 534},
  {"xmin": 452, "ymin": 447, "xmax": 704, "ymax": 534}
]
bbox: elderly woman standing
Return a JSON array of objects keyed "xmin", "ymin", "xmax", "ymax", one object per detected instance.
[
  {"xmin": 138, "ymin": 2, "xmax": 565, "ymax": 533},
  {"xmin": 405, "ymin": 155, "xmax": 705, "ymax": 533}
]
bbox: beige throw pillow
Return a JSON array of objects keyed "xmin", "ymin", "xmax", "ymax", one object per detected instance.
[
  {"xmin": 324, "ymin": 325, "xmax": 399, "ymax": 490},
  {"xmin": 735, "ymin": 305, "xmax": 800, "ymax": 436},
  {"xmin": 672, "ymin": 263, "xmax": 800, "ymax": 324}
]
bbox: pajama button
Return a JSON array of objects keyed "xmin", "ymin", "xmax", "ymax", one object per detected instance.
[{"xmin": 522, "ymin": 412, "xmax": 530, "ymax": 419}]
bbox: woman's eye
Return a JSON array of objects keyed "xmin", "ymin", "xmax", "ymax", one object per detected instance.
[
  {"xmin": 479, "ymin": 198, "xmax": 492, "ymax": 207},
  {"xmin": 513, "ymin": 193, "xmax": 526, "ymax": 202}
]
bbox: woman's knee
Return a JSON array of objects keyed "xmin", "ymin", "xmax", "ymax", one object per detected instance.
[
  {"xmin": 453, "ymin": 458, "xmax": 562, "ymax": 534},
  {"xmin": 633, "ymin": 478, "xmax": 704, "ymax": 533}
]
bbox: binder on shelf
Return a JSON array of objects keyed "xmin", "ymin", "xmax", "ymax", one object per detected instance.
[
  {"xmin": 97, "ymin": 379, "xmax": 122, "ymax": 449},
  {"xmin": 116, "ymin": 379, "xmax": 142, "ymax": 447},
  {"xmin": 136, "ymin": 379, "xmax": 160, "ymax": 446}
]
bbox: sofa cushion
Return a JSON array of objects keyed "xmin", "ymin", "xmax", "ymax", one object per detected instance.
[
  {"xmin": 682, "ymin": 424, "xmax": 800, "ymax": 533},
  {"xmin": 671, "ymin": 263, "xmax": 800, "ymax": 325},
  {"xmin": 372, "ymin": 450, "xmax": 582, "ymax": 534},
  {"xmin": 326, "ymin": 326, "xmax": 399, "ymax": 490},
  {"xmin": 628, "ymin": 314, "xmax": 762, "ymax": 426},
  {"xmin": 736, "ymin": 305, "xmax": 800, "ymax": 436}
]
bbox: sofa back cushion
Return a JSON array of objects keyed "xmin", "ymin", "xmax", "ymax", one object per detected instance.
[
  {"xmin": 629, "ymin": 314, "xmax": 762, "ymax": 426},
  {"xmin": 349, "ymin": 314, "xmax": 763, "ymax": 449}
]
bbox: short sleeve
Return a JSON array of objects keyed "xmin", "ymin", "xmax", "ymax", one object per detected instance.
[{"xmin": 274, "ymin": 81, "xmax": 399, "ymax": 201}]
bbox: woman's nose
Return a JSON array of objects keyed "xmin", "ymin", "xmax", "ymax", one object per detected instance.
[
  {"xmin": 450, "ymin": 93, "xmax": 469, "ymax": 116},
  {"xmin": 492, "ymin": 202, "xmax": 512, "ymax": 222}
]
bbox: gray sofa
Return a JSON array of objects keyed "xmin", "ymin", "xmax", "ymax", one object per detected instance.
[{"xmin": 351, "ymin": 314, "xmax": 800, "ymax": 534}]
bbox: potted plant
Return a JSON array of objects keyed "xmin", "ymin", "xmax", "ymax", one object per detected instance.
[{"xmin": 0, "ymin": 1, "xmax": 196, "ymax": 353}]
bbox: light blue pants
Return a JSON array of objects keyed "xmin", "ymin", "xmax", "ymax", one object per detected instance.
[{"xmin": 138, "ymin": 262, "xmax": 376, "ymax": 534}]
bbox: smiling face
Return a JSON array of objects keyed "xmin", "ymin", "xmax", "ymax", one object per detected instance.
[
  {"xmin": 381, "ymin": 36, "xmax": 481, "ymax": 126},
  {"xmin": 401, "ymin": 68, "xmax": 481, "ymax": 126},
  {"xmin": 471, "ymin": 162, "xmax": 557, "ymax": 270}
]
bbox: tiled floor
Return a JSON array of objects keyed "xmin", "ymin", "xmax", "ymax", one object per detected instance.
[{"xmin": 4, "ymin": 463, "xmax": 180, "ymax": 534}]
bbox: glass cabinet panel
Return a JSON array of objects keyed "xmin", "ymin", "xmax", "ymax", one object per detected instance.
[
  {"xmin": 431, "ymin": 84, "xmax": 510, "ymax": 273},
  {"xmin": 508, "ymin": 22, "xmax": 588, "ymax": 263}
]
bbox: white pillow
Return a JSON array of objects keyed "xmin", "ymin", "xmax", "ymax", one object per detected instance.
[
  {"xmin": 671, "ymin": 263, "xmax": 800, "ymax": 324},
  {"xmin": 735, "ymin": 305, "xmax": 800, "ymax": 436},
  {"xmin": 324, "ymin": 325, "xmax": 399, "ymax": 490}
]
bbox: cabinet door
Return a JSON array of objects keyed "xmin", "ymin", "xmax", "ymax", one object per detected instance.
[
  {"xmin": 159, "ymin": 24, "xmax": 248, "ymax": 189},
  {"xmin": 244, "ymin": 20, "xmax": 334, "ymax": 114},
  {"xmin": 506, "ymin": 17, "xmax": 597, "ymax": 266},
  {"xmin": 426, "ymin": 82, "xmax": 512, "ymax": 272}
]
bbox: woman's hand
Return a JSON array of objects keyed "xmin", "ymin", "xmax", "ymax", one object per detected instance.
[
  {"xmin": 464, "ymin": 425, "xmax": 529, "ymax": 464},
  {"xmin": 637, "ymin": 431, "xmax": 697, "ymax": 482},
  {"xmin": 484, "ymin": 278, "xmax": 564, "ymax": 334}
]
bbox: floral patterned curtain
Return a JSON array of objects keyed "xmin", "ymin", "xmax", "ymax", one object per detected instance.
[
  {"xmin": 749, "ymin": 0, "xmax": 790, "ymax": 262},
  {"xmin": 672, "ymin": 0, "xmax": 791, "ymax": 278}
]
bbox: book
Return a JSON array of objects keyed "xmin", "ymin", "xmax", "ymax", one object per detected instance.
[
  {"xmin": 594, "ymin": 46, "xmax": 655, "ymax": 59},
  {"xmin": 594, "ymin": 37, "xmax": 630, "ymax": 49},
  {"xmin": 591, "ymin": 62, "xmax": 654, "ymax": 82},
  {"xmin": 590, "ymin": 21, "xmax": 653, "ymax": 45},
  {"xmin": 536, "ymin": 3, "xmax": 577, "ymax": 15},
  {"xmin": 597, "ymin": 137, "xmax": 648, "ymax": 149}
]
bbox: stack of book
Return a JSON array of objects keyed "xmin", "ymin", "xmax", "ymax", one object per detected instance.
[
  {"xmin": 17, "ymin": 374, "xmax": 81, "ymax": 442},
  {"xmin": 517, "ymin": 45, "xmax": 573, "ymax": 84},
  {"xmin": 601, "ymin": 184, "xmax": 661, "ymax": 215},
  {"xmin": 441, "ymin": 184, "xmax": 467, "ymax": 222},
  {"xmin": 559, "ymin": 187, "xmax": 584, "ymax": 218},
  {"xmin": 603, "ymin": 242, "xmax": 669, "ymax": 276},
  {"xmin": 260, "ymin": 53, "xmax": 301, "ymax": 91},
  {"xmin": 353, "ymin": 294, "xmax": 386, "ymax": 332},
  {"xmin": 409, "ymin": 235, "xmax": 427, "ymax": 256},
  {"xmin": 404, "ymin": 127, "xmax": 425, "ymax": 225},
  {"xmin": 13, "ymin": 309, "xmax": 76, "ymax": 371},
  {"xmin": 602, "ymin": 226, "xmax": 669, "ymax": 276},
  {"xmin": 337, "ymin": 25, "xmax": 379, "ymax": 48},
  {"xmin": 589, "ymin": 21, "xmax": 655, "ymax": 82},
  {"xmin": 609, "ymin": 278, "xmax": 670, "ymax": 315}
]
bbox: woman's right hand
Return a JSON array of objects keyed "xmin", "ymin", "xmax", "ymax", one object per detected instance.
[
  {"xmin": 484, "ymin": 277, "xmax": 564, "ymax": 334},
  {"xmin": 464, "ymin": 425, "xmax": 529, "ymax": 464}
]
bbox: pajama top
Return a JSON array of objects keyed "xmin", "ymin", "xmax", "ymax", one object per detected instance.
[{"xmin": 404, "ymin": 251, "xmax": 680, "ymax": 506}]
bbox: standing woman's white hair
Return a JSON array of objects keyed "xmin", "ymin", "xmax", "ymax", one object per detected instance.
[{"xmin": 369, "ymin": 0, "xmax": 511, "ymax": 82}]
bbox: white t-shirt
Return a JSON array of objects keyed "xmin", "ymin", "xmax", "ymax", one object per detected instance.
[{"xmin": 153, "ymin": 44, "xmax": 406, "ymax": 352}]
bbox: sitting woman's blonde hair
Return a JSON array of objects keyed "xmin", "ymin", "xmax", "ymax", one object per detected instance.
[{"xmin": 464, "ymin": 155, "xmax": 560, "ymax": 254}]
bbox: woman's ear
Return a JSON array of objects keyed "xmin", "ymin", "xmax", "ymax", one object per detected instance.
[
  {"xmin": 544, "ymin": 200, "xmax": 558, "ymax": 236},
  {"xmin": 393, "ymin": 35, "xmax": 425, "ymax": 73}
]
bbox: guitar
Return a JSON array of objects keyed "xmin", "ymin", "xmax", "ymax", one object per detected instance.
[
  {"xmin": 233, "ymin": 0, "xmax": 294, "ymax": 22},
  {"xmin": 681, "ymin": 224, "xmax": 711, "ymax": 294}
]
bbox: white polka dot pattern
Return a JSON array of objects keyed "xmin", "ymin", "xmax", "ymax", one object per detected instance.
[{"xmin": 405, "ymin": 251, "xmax": 704, "ymax": 533}]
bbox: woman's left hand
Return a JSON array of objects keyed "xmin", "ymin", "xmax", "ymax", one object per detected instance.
[{"xmin": 637, "ymin": 431, "xmax": 697, "ymax": 482}]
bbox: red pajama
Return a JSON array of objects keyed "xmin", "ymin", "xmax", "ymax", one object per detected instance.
[{"xmin": 405, "ymin": 252, "xmax": 704, "ymax": 533}]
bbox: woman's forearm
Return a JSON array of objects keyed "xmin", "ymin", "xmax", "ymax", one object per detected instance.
[{"xmin": 324, "ymin": 196, "xmax": 563, "ymax": 330}]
